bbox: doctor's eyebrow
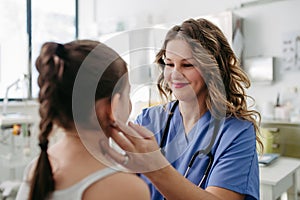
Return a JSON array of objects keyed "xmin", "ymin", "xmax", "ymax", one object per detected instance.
[{"xmin": 163, "ymin": 57, "xmax": 195, "ymax": 62}]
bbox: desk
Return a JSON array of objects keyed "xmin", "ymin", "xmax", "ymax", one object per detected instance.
[{"xmin": 260, "ymin": 157, "xmax": 300, "ymax": 200}]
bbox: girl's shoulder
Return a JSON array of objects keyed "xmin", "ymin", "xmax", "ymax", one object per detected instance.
[{"xmin": 84, "ymin": 172, "xmax": 150, "ymax": 200}]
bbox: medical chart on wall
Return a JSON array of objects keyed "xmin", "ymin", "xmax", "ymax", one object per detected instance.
[{"xmin": 282, "ymin": 30, "xmax": 300, "ymax": 71}]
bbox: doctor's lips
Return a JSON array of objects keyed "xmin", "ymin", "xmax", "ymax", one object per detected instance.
[{"xmin": 171, "ymin": 82, "xmax": 189, "ymax": 88}]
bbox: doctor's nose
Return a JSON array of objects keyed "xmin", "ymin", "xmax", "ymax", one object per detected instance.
[
  {"xmin": 171, "ymin": 64, "xmax": 184, "ymax": 73},
  {"xmin": 171, "ymin": 66, "xmax": 184, "ymax": 79}
]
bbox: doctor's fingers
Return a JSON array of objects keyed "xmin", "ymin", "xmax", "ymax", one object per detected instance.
[
  {"xmin": 117, "ymin": 124, "xmax": 158, "ymax": 152},
  {"xmin": 114, "ymin": 120, "xmax": 153, "ymax": 147},
  {"xmin": 126, "ymin": 123, "xmax": 159, "ymax": 152},
  {"xmin": 112, "ymin": 129, "xmax": 158, "ymax": 155},
  {"xmin": 115, "ymin": 121, "xmax": 159, "ymax": 153},
  {"xmin": 116, "ymin": 120, "xmax": 155, "ymax": 142},
  {"xmin": 110, "ymin": 131, "xmax": 135, "ymax": 152},
  {"xmin": 127, "ymin": 122, "xmax": 154, "ymax": 139},
  {"xmin": 115, "ymin": 120, "xmax": 142, "ymax": 139}
]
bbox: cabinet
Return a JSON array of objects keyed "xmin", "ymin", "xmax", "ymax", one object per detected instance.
[
  {"xmin": 261, "ymin": 121, "xmax": 300, "ymax": 158},
  {"xmin": 261, "ymin": 121, "xmax": 300, "ymax": 195}
]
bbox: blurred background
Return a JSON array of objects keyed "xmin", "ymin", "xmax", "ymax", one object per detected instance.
[{"xmin": 0, "ymin": 0, "xmax": 300, "ymax": 199}]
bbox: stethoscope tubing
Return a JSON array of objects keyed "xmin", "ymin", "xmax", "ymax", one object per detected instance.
[{"xmin": 160, "ymin": 100, "xmax": 220, "ymax": 187}]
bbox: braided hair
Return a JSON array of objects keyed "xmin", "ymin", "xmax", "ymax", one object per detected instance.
[{"xmin": 29, "ymin": 40, "xmax": 127, "ymax": 200}]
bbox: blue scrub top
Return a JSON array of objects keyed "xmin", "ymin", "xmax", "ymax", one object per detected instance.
[{"xmin": 136, "ymin": 101, "xmax": 259, "ymax": 200}]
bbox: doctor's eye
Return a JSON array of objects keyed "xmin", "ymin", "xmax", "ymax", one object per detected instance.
[
  {"xmin": 165, "ymin": 63, "xmax": 175, "ymax": 67},
  {"xmin": 182, "ymin": 63, "xmax": 194, "ymax": 68}
]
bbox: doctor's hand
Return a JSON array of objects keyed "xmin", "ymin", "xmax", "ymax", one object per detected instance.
[{"xmin": 99, "ymin": 121, "xmax": 170, "ymax": 174}]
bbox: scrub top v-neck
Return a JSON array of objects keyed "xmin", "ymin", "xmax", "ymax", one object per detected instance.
[{"xmin": 135, "ymin": 101, "xmax": 259, "ymax": 200}]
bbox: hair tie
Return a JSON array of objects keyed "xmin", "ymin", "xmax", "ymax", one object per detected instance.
[
  {"xmin": 55, "ymin": 43, "xmax": 65, "ymax": 58},
  {"xmin": 39, "ymin": 139, "xmax": 49, "ymax": 151},
  {"xmin": 174, "ymin": 25, "xmax": 181, "ymax": 32}
]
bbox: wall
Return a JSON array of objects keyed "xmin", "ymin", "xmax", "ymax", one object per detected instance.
[
  {"xmin": 90, "ymin": 0, "xmax": 300, "ymax": 120},
  {"xmin": 150, "ymin": 0, "xmax": 300, "ymax": 121},
  {"xmin": 180, "ymin": 0, "xmax": 300, "ymax": 120},
  {"xmin": 234, "ymin": 0, "xmax": 300, "ymax": 120}
]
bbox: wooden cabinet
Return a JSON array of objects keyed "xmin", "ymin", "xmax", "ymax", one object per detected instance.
[
  {"xmin": 261, "ymin": 121, "xmax": 300, "ymax": 195},
  {"xmin": 261, "ymin": 121, "xmax": 300, "ymax": 158}
]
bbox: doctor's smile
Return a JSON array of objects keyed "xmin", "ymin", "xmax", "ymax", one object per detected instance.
[{"xmin": 171, "ymin": 82, "xmax": 190, "ymax": 89}]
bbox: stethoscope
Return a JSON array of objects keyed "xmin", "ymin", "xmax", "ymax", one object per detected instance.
[{"xmin": 159, "ymin": 100, "xmax": 221, "ymax": 188}]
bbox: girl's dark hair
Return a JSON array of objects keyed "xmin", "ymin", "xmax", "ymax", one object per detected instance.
[
  {"xmin": 29, "ymin": 40, "xmax": 127, "ymax": 200},
  {"xmin": 155, "ymin": 18, "xmax": 263, "ymax": 152}
]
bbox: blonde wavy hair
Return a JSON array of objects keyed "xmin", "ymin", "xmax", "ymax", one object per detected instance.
[{"xmin": 155, "ymin": 18, "xmax": 263, "ymax": 152}]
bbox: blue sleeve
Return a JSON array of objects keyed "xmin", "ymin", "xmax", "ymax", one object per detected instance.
[{"xmin": 207, "ymin": 120, "xmax": 259, "ymax": 200}]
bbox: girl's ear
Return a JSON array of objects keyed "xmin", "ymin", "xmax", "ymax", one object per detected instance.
[{"xmin": 110, "ymin": 93, "xmax": 121, "ymax": 123}]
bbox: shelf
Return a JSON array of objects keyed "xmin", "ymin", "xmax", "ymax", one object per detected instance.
[
  {"xmin": 0, "ymin": 113, "xmax": 34, "ymax": 128},
  {"xmin": 261, "ymin": 120, "xmax": 300, "ymax": 127}
]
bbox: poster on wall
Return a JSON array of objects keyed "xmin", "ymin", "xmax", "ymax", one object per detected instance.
[{"xmin": 282, "ymin": 30, "xmax": 300, "ymax": 71}]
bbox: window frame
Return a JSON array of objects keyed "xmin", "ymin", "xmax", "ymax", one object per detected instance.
[{"xmin": 0, "ymin": 0, "xmax": 78, "ymax": 101}]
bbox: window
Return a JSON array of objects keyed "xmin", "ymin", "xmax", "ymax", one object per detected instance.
[
  {"xmin": 31, "ymin": 0, "xmax": 76, "ymax": 98},
  {"xmin": 0, "ymin": 0, "xmax": 28, "ymax": 99},
  {"xmin": 0, "ymin": 0, "xmax": 77, "ymax": 100}
]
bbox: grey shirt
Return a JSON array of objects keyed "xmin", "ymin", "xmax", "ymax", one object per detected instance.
[{"xmin": 16, "ymin": 160, "xmax": 118, "ymax": 200}]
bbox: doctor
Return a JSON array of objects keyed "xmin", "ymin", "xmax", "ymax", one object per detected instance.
[{"xmin": 102, "ymin": 18, "xmax": 262, "ymax": 200}]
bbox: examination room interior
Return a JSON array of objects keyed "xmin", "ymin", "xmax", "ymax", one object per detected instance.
[{"xmin": 0, "ymin": 0, "xmax": 300, "ymax": 199}]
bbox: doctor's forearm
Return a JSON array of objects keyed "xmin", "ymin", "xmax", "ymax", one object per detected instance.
[{"xmin": 144, "ymin": 165, "xmax": 222, "ymax": 200}]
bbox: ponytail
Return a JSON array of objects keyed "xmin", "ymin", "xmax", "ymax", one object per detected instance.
[
  {"xmin": 28, "ymin": 40, "xmax": 127, "ymax": 199},
  {"xmin": 28, "ymin": 138, "xmax": 54, "ymax": 200},
  {"xmin": 28, "ymin": 42, "xmax": 64, "ymax": 200}
]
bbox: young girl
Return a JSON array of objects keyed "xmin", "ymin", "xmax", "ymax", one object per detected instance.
[{"xmin": 16, "ymin": 40, "xmax": 150, "ymax": 200}]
